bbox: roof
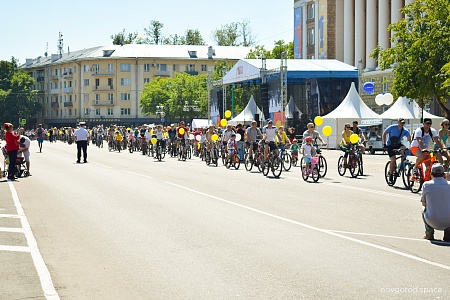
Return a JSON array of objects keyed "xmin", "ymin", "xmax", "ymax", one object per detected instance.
[
  {"xmin": 223, "ymin": 59, "xmax": 358, "ymax": 85},
  {"xmin": 379, "ymin": 97, "xmax": 443, "ymax": 120},
  {"xmin": 22, "ymin": 44, "xmax": 252, "ymax": 69}
]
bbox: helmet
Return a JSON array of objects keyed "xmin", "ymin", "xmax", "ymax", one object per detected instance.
[
  {"xmin": 179, "ymin": 121, "xmax": 185, "ymax": 125},
  {"xmin": 304, "ymin": 136, "xmax": 313, "ymax": 142}
]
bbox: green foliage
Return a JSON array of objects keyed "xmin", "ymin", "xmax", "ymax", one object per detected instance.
[
  {"xmin": 375, "ymin": 0, "xmax": 450, "ymax": 117},
  {"xmin": 246, "ymin": 40, "xmax": 294, "ymax": 59},
  {"xmin": 110, "ymin": 29, "xmax": 140, "ymax": 46},
  {"xmin": 143, "ymin": 20, "xmax": 164, "ymax": 45},
  {"xmin": 212, "ymin": 20, "xmax": 256, "ymax": 46},
  {"xmin": 0, "ymin": 59, "xmax": 41, "ymax": 126}
]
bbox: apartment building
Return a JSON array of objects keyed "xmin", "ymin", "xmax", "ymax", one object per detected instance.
[{"xmin": 23, "ymin": 44, "xmax": 250, "ymax": 127}]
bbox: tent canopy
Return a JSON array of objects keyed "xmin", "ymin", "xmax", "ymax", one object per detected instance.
[
  {"xmin": 191, "ymin": 119, "xmax": 212, "ymax": 129},
  {"xmin": 379, "ymin": 97, "xmax": 442, "ymax": 120},
  {"xmin": 228, "ymin": 95, "xmax": 265, "ymax": 125}
]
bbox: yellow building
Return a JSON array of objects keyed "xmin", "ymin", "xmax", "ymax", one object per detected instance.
[{"xmin": 23, "ymin": 44, "xmax": 250, "ymax": 127}]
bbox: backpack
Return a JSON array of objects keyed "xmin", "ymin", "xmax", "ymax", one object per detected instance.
[{"xmin": 412, "ymin": 127, "xmax": 432, "ymax": 141}]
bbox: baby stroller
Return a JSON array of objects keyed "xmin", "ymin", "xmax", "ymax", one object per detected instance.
[{"xmin": 1, "ymin": 145, "xmax": 30, "ymax": 178}]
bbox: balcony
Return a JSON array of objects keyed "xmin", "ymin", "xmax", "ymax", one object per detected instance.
[
  {"xmin": 63, "ymin": 72, "xmax": 73, "ymax": 79},
  {"xmin": 50, "ymin": 75, "xmax": 59, "ymax": 81},
  {"xmin": 64, "ymin": 102, "xmax": 73, "ymax": 107},
  {"xmin": 50, "ymin": 88, "xmax": 59, "ymax": 95},
  {"xmin": 185, "ymin": 71, "xmax": 198, "ymax": 76},
  {"xmin": 37, "ymin": 90, "xmax": 45, "ymax": 95},
  {"xmin": 36, "ymin": 76, "xmax": 45, "ymax": 82},
  {"xmin": 154, "ymin": 70, "xmax": 171, "ymax": 77},
  {"xmin": 92, "ymin": 101, "xmax": 114, "ymax": 106},
  {"xmin": 93, "ymin": 85, "xmax": 114, "ymax": 91},
  {"xmin": 50, "ymin": 102, "xmax": 59, "ymax": 108},
  {"xmin": 92, "ymin": 70, "xmax": 114, "ymax": 77},
  {"xmin": 63, "ymin": 87, "xmax": 73, "ymax": 93}
]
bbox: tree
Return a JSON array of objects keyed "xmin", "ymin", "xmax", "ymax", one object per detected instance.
[
  {"xmin": 143, "ymin": 20, "xmax": 164, "ymax": 45},
  {"xmin": 246, "ymin": 41, "xmax": 294, "ymax": 59},
  {"xmin": 0, "ymin": 59, "xmax": 42, "ymax": 126},
  {"xmin": 239, "ymin": 19, "xmax": 256, "ymax": 47},
  {"xmin": 182, "ymin": 29, "xmax": 205, "ymax": 45},
  {"xmin": 212, "ymin": 20, "xmax": 256, "ymax": 47},
  {"xmin": 110, "ymin": 29, "xmax": 139, "ymax": 46},
  {"xmin": 374, "ymin": 0, "xmax": 450, "ymax": 118},
  {"xmin": 246, "ymin": 45, "xmax": 272, "ymax": 59}
]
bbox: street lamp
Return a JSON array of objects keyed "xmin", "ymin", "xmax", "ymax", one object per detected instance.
[{"xmin": 156, "ymin": 105, "xmax": 165, "ymax": 125}]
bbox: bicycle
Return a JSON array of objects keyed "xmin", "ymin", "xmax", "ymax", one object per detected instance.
[
  {"xmin": 140, "ymin": 138, "xmax": 148, "ymax": 155},
  {"xmin": 178, "ymin": 139, "xmax": 187, "ymax": 161},
  {"xmin": 225, "ymin": 149, "xmax": 240, "ymax": 170},
  {"xmin": 384, "ymin": 148, "xmax": 412, "ymax": 187},
  {"xmin": 300, "ymin": 141, "xmax": 327, "ymax": 177},
  {"xmin": 301, "ymin": 156, "xmax": 320, "ymax": 182},
  {"xmin": 155, "ymin": 140, "xmax": 165, "ymax": 161},
  {"xmin": 245, "ymin": 141, "xmax": 264, "ymax": 172},
  {"xmin": 262, "ymin": 147, "xmax": 283, "ymax": 178},
  {"xmin": 278, "ymin": 144, "xmax": 292, "ymax": 171},
  {"xmin": 338, "ymin": 143, "xmax": 360, "ymax": 178},
  {"xmin": 205, "ymin": 141, "xmax": 219, "ymax": 166},
  {"xmin": 407, "ymin": 149, "xmax": 440, "ymax": 193}
]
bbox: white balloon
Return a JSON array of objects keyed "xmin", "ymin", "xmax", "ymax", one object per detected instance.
[
  {"xmin": 195, "ymin": 135, "xmax": 201, "ymax": 142},
  {"xmin": 189, "ymin": 134, "xmax": 195, "ymax": 140},
  {"xmin": 235, "ymin": 133, "xmax": 242, "ymax": 141},
  {"xmin": 375, "ymin": 94, "xmax": 384, "ymax": 106},
  {"xmin": 383, "ymin": 93, "xmax": 394, "ymax": 105}
]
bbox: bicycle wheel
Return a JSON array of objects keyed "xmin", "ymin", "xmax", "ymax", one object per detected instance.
[
  {"xmin": 225, "ymin": 157, "xmax": 231, "ymax": 169},
  {"xmin": 349, "ymin": 156, "xmax": 358, "ymax": 178},
  {"xmin": 402, "ymin": 162, "xmax": 412, "ymax": 189},
  {"xmin": 282, "ymin": 153, "xmax": 292, "ymax": 171},
  {"xmin": 407, "ymin": 165, "xmax": 423, "ymax": 193},
  {"xmin": 312, "ymin": 166, "xmax": 320, "ymax": 182},
  {"xmin": 272, "ymin": 157, "xmax": 283, "ymax": 178},
  {"xmin": 262, "ymin": 160, "xmax": 270, "ymax": 176},
  {"xmin": 291, "ymin": 155, "xmax": 298, "ymax": 167},
  {"xmin": 187, "ymin": 146, "xmax": 192, "ymax": 159},
  {"xmin": 221, "ymin": 149, "xmax": 227, "ymax": 165},
  {"xmin": 337, "ymin": 156, "xmax": 346, "ymax": 176},
  {"xmin": 156, "ymin": 146, "xmax": 162, "ymax": 161},
  {"xmin": 257, "ymin": 155, "xmax": 264, "ymax": 173},
  {"xmin": 384, "ymin": 161, "xmax": 396, "ymax": 186},
  {"xmin": 234, "ymin": 154, "xmax": 240, "ymax": 170},
  {"xmin": 161, "ymin": 145, "xmax": 166, "ymax": 159},
  {"xmin": 318, "ymin": 156, "xmax": 327, "ymax": 177},
  {"xmin": 358, "ymin": 154, "xmax": 363, "ymax": 176},
  {"xmin": 301, "ymin": 166, "xmax": 309, "ymax": 181},
  {"xmin": 129, "ymin": 143, "xmax": 133, "ymax": 153},
  {"xmin": 108, "ymin": 142, "xmax": 113, "ymax": 152},
  {"xmin": 244, "ymin": 153, "xmax": 253, "ymax": 171}
]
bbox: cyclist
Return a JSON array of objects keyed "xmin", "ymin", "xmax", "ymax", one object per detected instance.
[
  {"xmin": 97, "ymin": 125, "xmax": 104, "ymax": 146},
  {"xmin": 291, "ymin": 139, "xmax": 300, "ymax": 160},
  {"xmin": 245, "ymin": 121, "xmax": 262, "ymax": 161},
  {"xmin": 263, "ymin": 120, "xmax": 281, "ymax": 160},
  {"xmin": 176, "ymin": 121, "xmax": 188, "ymax": 151},
  {"xmin": 236, "ymin": 123, "xmax": 246, "ymax": 161},
  {"xmin": 302, "ymin": 123, "xmax": 327, "ymax": 146},
  {"xmin": 301, "ymin": 136, "xmax": 317, "ymax": 170},
  {"xmin": 222, "ymin": 124, "xmax": 235, "ymax": 150},
  {"xmin": 437, "ymin": 119, "xmax": 450, "ymax": 170},
  {"xmin": 351, "ymin": 121, "xmax": 367, "ymax": 153},
  {"xmin": 340, "ymin": 123, "xmax": 353, "ymax": 167},
  {"xmin": 114, "ymin": 130, "xmax": 123, "ymax": 152},
  {"xmin": 227, "ymin": 133, "xmax": 238, "ymax": 161},
  {"xmin": 382, "ymin": 118, "xmax": 411, "ymax": 182},
  {"xmin": 155, "ymin": 124, "xmax": 166, "ymax": 151},
  {"xmin": 35, "ymin": 124, "xmax": 45, "ymax": 153},
  {"xmin": 411, "ymin": 118, "xmax": 442, "ymax": 175}
]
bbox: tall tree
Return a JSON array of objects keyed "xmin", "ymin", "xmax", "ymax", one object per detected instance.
[
  {"xmin": 182, "ymin": 29, "xmax": 205, "ymax": 45},
  {"xmin": 213, "ymin": 20, "xmax": 256, "ymax": 47},
  {"xmin": 239, "ymin": 19, "xmax": 256, "ymax": 47},
  {"xmin": 0, "ymin": 59, "xmax": 41, "ymax": 126},
  {"xmin": 110, "ymin": 29, "xmax": 139, "ymax": 46},
  {"xmin": 373, "ymin": 0, "xmax": 450, "ymax": 118},
  {"xmin": 144, "ymin": 20, "xmax": 164, "ymax": 45},
  {"xmin": 271, "ymin": 40, "xmax": 294, "ymax": 59}
]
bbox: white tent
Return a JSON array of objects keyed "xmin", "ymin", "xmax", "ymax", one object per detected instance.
[
  {"xmin": 285, "ymin": 95, "xmax": 302, "ymax": 118},
  {"xmin": 379, "ymin": 97, "xmax": 444, "ymax": 133},
  {"xmin": 228, "ymin": 95, "xmax": 265, "ymax": 126},
  {"xmin": 321, "ymin": 82, "xmax": 380, "ymax": 148},
  {"xmin": 191, "ymin": 119, "xmax": 212, "ymax": 129}
]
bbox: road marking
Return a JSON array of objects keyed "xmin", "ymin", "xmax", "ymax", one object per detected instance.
[
  {"xmin": 8, "ymin": 181, "xmax": 60, "ymax": 299},
  {"xmin": 0, "ymin": 227, "xmax": 25, "ymax": 233},
  {"xmin": 0, "ymin": 245, "xmax": 30, "ymax": 252},
  {"xmin": 0, "ymin": 214, "xmax": 21, "ymax": 218},
  {"xmin": 167, "ymin": 181, "xmax": 450, "ymax": 271},
  {"xmin": 92, "ymin": 162, "xmax": 113, "ymax": 169},
  {"xmin": 327, "ymin": 230, "xmax": 430, "ymax": 242},
  {"xmin": 123, "ymin": 170, "xmax": 153, "ymax": 179}
]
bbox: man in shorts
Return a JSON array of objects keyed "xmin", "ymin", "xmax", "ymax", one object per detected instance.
[
  {"xmin": 35, "ymin": 124, "xmax": 45, "ymax": 153},
  {"xmin": 382, "ymin": 118, "xmax": 411, "ymax": 182},
  {"xmin": 410, "ymin": 118, "xmax": 443, "ymax": 174}
]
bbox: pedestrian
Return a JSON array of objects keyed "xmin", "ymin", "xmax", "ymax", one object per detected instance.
[
  {"xmin": 421, "ymin": 164, "xmax": 450, "ymax": 241},
  {"xmin": 73, "ymin": 122, "xmax": 90, "ymax": 163},
  {"xmin": 36, "ymin": 124, "xmax": 45, "ymax": 152},
  {"xmin": 19, "ymin": 135, "xmax": 31, "ymax": 175},
  {"xmin": 4, "ymin": 123, "xmax": 24, "ymax": 180}
]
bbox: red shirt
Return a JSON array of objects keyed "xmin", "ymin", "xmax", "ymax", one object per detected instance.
[
  {"xmin": 5, "ymin": 131, "xmax": 20, "ymax": 151},
  {"xmin": 177, "ymin": 127, "xmax": 187, "ymax": 139}
]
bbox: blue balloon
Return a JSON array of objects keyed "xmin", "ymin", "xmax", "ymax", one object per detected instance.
[{"xmin": 363, "ymin": 82, "xmax": 375, "ymax": 93}]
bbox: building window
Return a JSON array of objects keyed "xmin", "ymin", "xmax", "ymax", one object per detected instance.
[
  {"xmin": 74, "ymin": 109, "xmax": 77, "ymax": 116},
  {"xmin": 84, "ymin": 108, "xmax": 90, "ymax": 116},
  {"xmin": 186, "ymin": 64, "xmax": 196, "ymax": 72},
  {"xmin": 108, "ymin": 78, "xmax": 113, "ymax": 87},
  {"xmin": 83, "ymin": 65, "xmax": 89, "ymax": 72},
  {"xmin": 307, "ymin": 3, "xmax": 315, "ymax": 20},
  {"xmin": 121, "ymin": 78, "xmax": 130, "ymax": 86},
  {"xmin": 74, "ymin": 95, "xmax": 77, "ymax": 102},
  {"xmin": 95, "ymin": 94, "xmax": 100, "ymax": 104},
  {"xmin": 201, "ymin": 64, "xmax": 207, "ymax": 72},
  {"xmin": 121, "ymin": 108, "xmax": 130, "ymax": 115},
  {"xmin": 74, "ymin": 66, "xmax": 77, "ymax": 73},
  {"xmin": 144, "ymin": 63, "xmax": 150, "ymax": 72},
  {"xmin": 95, "ymin": 108, "xmax": 101, "ymax": 116},
  {"xmin": 307, "ymin": 29, "xmax": 315, "ymax": 46},
  {"xmin": 108, "ymin": 93, "xmax": 114, "ymax": 104},
  {"xmin": 92, "ymin": 64, "xmax": 99, "ymax": 73},
  {"xmin": 382, "ymin": 77, "xmax": 388, "ymax": 93},
  {"xmin": 107, "ymin": 108, "xmax": 114, "ymax": 116},
  {"xmin": 120, "ymin": 93, "xmax": 131, "ymax": 101},
  {"xmin": 68, "ymin": 109, "xmax": 72, "ymax": 116},
  {"xmin": 159, "ymin": 64, "xmax": 167, "ymax": 72},
  {"xmin": 84, "ymin": 94, "xmax": 89, "ymax": 102},
  {"xmin": 144, "ymin": 78, "xmax": 150, "ymax": 84},
  {"xmin": 84, "ymin": 79, "xmax": 89, "ymax": 86},
  {"xmin": 173, "ymin": 64, "xmax": 177, "ymax": 71},
  {"xmin": 56, "ymin": 110, "xmax": 59, "ymax": 117},
  {"xmin": 108, "ymin": 63, "xmax": 114, "ymax": 73},
  {"xmin": 120, "ymin": 63, "xmax": 131, "ymax": 72}
]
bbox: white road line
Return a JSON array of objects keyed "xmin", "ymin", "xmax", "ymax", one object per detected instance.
[
  {"xmin": 0, "ymin": 227, "xmax": 25, "ymax": 233},
  {"xmin": 327, "ymin": 230, "xmax": 430, "ymax": 242},
  {"xmin": 167, "ymin": 181, "xmax": 450, "ymax": 271},
  {"xmin": 92, "ymin": 162, "xmax": 113, "ymax": 169},
  {"xmin": 123, "ymin": 170, "xmax": 153, "ymax": 179},
  {"xmin": 0, "ymin": 245, "xmax": 30, "ymax": 252},
  {"xmin": 8, "ymin": 181, "xmax": 60, "ymax": 299},
  {"xmin": 0, "ymin": 214, "xmax": 21, "ymax": 218}
]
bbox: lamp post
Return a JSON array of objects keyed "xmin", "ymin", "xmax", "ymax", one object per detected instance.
[
  {"xmin": 183, "ymin": 101, "xmax": 200, "ymax": 122},
  {"xmin": 156, "ymin": 105, "xmax": 165, "ymax": 125}
]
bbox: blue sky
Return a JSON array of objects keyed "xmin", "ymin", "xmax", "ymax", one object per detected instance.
[{"xmin": 0, "ymin": 0, "xmax": 293, "ymax": 63}]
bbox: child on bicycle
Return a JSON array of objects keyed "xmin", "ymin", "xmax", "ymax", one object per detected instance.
[
  {"xmin": 301, "ymin": 136, "xmax": 317, "ymax": 169},
  {"xmin": 227, "ymin": 133, "xmax": 237, "ymax": 160},
  {"xmin": 291, "ymin": 139, "xmax": 299, "ymax": 159}
]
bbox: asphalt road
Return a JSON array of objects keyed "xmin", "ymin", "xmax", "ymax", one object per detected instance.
[{"xmin": 1, "ymin": 141, "xmax": 449, "ymax": 299}]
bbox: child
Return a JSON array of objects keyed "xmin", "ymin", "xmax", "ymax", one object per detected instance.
[
  {"xmin": 291, "ymin": 139, "xmax": 299, "ymax": 158},
  {"xmin": 227, "ymin": 133, "xmax": 237, "ymax": 160},
  {"xmin": 301, "ymin": 136, "xmax": 317, "ymax": 169}
]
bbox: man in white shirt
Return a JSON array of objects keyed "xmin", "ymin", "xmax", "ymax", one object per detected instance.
[
  {"xmin": 410, "ymin": 118, "xmax": 442, "ymax": 174},
  {"xmin": 263, "ymin": 120, "xmax": 281, "ymax": 160},
  {"xmin": 73, "ymin": 122, "xmax": 90, "ymax": 163},
  {"xmin": 19, "ymin": 135, "xmax": 31, "ymax": 175}
]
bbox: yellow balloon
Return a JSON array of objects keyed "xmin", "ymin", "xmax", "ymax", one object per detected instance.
[
  {"xmin": 322, "ymin": 126, "xmax": 332, "ymax": 137},
  {"xmin": 211, "ymin": 134, "xmax": 218, "ymax": 142},
  {"xmin": 179, "ymin": 128, "xmax": 185, "ymax": 135},
  {"xmin": 151, "ymin": 138, "xmax": 157, "ymax": 145},
  {"xmin": 220, "ymin": 119, "xmax": 227, "ymax": 127},
  {"xmin": 350, "ymin": 133, "xmax": 359, "ymax": 144},
  {"xmin": 275, "ymin": 120, "xmax": 282, "ymax": 127},
  {"xmin": 314, "ymin": 116, "xmax": 323, "ymax": 126},
  {"xmin": 225, "ymin": 110, "xmax": 232, "ymax": 118}
]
